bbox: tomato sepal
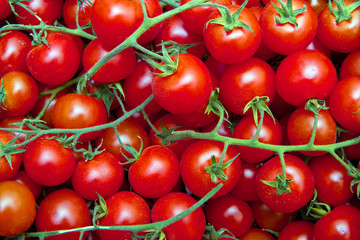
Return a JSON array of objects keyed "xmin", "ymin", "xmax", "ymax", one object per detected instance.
[
  {"xmin": 271, "ymin": 0, "xmax": 307, "ymax": 27},
  {"xmin": 261, "ymin": 174, "xmax": 293, "ymax": 195},
  {"xmin": 328, "ymin": 0, "xmax": 360, "ymax": 23},
  {"xmin": 204, "ymin": 152, "xmax": 239, "ymax": 183}
]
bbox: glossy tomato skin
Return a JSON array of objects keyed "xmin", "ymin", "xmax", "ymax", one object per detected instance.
[
  {"xmin": 338, "ymin": 131, "xmax": 360, "ymax": 161},
  {"xmin": 71, "ymin": 152, "xmax": 125, "ymax": 201},
  {"xmin": 180, "ymin": 140, "xmax": 242, "ymax": 198},
  {"xmin": 317, "ymin": 0, "xmax": 360, "ymax": 53},
  {"xmin": 152, "ymin": 192, "xmax": 206, "ymax": 240},
  {"xmin": 219, "ymin": 57, "xmax": 276, "ymax": 115},
  {"xmin": 26, "ymin": 31, "xmax": 82, "ymax": 85},
  {"xmin": 232, "ymin": 114, "xmax": 283, "ymax": 163},
  {"xmin": 239, "ymin": 228, "xmax": 275, "ymax": 240},
  {"xmin": 82, "ymin": 38, "xmax": 137, "ymax": 84},
  {"xmin": 278, "ymin": 220, "xmax": 314, "ymax": 240},
  {"xmin": 152, "ymin": 53, "xmax": 212, "ymax": 115},
  {"xmin": 0, "ymin": 130, "xmax": 23, "ymax": 181},
  {"xmin": 287, "ymin": 108, "xmax": 337, "ymax": 156},
  {"xmin": 12, "ymin": 170, "xmax": 42, "ymax": 200},
  {"xmin": 256, "ymin": 154, "xmax": 315, "ymax": 213},
  {"xmin": 313, "ymin": 204, "xmax": 360, "ymax": 240},
  {"xmin": 52, "ymin": 93, "xmax": 108, "ymax": 142},
  {"xmin": 203, "ymin": 5, "xmax": 262, "ymax": 64},
  {"xmin": 97, "ymin": 191, "xmax": 151, "ymax": 240},
  {"xmin": 340, "ymin": 50, "xmax": 360, "ymax": 79},
  {"xmin": 36, "ymin": 189, "xmax": 92, "ymax": 240},
  {"xmin": 259, "ymin": 0, "xmax": 318, "ymax": 55},
  {"xmin": 0, "ymin": 181, "xmax": 36, "ymax": 237},
  {"xmin": 0, "ymin": 116, "xmax": 33, "ymax": 143},
  {"xmin": 205, "ymin": 194, "xmax": 254, "ymax": 237},
  {"xmin": 62, "ymin": 0, "xmax": 95, "ymax": 34},
  {"xmin": 1, "ymin": 71, "xmax": 39, "ymax": 117},
  {"xmin": 129, "ymin": 145, "xmax": 180, "ymax": 199},
  {"xmin": 308, "ymin": 154, "xmax": 354, "ymax": 207},
  {"xmin": 231, "ymin": 162, "xmax": 260, "ymax": 202},
  {"xmin": 275, "ymin": 50, "xmax": 338, "ymax": 107},
  {"xmin": 0, "ymin": 31, "xmax": 32, "ymax": 77},
  {"xmin": 329, "ymin": 75, "xmax": 360, "ymax": 132},
  {"xmin": 23, "ymin": 135, "xmax": 76, "ymax": 186},
  {"xmin": 0, "ymin": 0, "xmax": 11, "ymax": 20}
]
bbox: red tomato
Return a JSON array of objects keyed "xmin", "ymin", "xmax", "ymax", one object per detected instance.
[
  {"xmin": 152, "ymin": 53, "xmax": 212, "ymax": 114},
  {"xmin": 26, "ymin": 31, "xmax": 82, "ymax": 85},
  {"xmin": 328, "ymin": 75, "xmax": 360, "ymax": 132},
  {"xmin": 275, "ymin": 50, "xmax": 338, "ymax": 106},
  {"xmin": 0, "ymin": 71, "xmax": 39, "ymax": 117},
  {"xmin": 82, "ymin": 38, "xmax": 137, "ymax": 84},
  {"xmin": 97, "ymin": 191, "xmax": 151, "ymax": 240},
  {"xmin": 152, "ymin": 192, "xmax": 206, "ymax": 240},
  {"xmin": 259, "ymin": 0, "xmax": 318, "ymax": 55},
  {"xmin": 205, "ymin": 194, "xmax": 254, "ymax": 237},
  {"xmin": 0, "ymin": 0, "xmax": 11, "ymax": 20},
  {"xmin": 239, "ymin": 228, "xmax": 275, "ymax": 240},
  {"xmin": 0, "ymin": 31, "xmax": 32, "ymax": 77},
  {"xmin": 180, "ymin": 140, "xmax": 242, "ymax": 198},
  {"xmin": 232, "ymin": 114, "xmax": 283, "ymax": 163},
  {"xmin": 52, "ymin": 93, "xmax": 108, "ymax": 142},
  {"xmin": 129, "ymin": 145, "xmax": 180, "ymax": 199},
  {"xmin": 256, "ymin": 154, "xmax": 315, "ymax": 213},
  {"xmin": 62, "ymin": 0, "xmax": 95, "ymax": 34},
  {"xmin": 338, "ymin": 131, "xmax": 360, "ymax": 161},
  {"xmin": 71, "ymin": 152, "xmax": 125, "ymax": 201},
  {"xmin": 317, "ymin": 0, "xmax": 360, "ymax": 53},
  {"xmin": 36, "ymin": 189, "xmax": 92, "ymax": 240},
  {"xmin": 219, "ymin": 57, "xmax": 276, "ymax": 115},
  {"xmin": 23, "ymin": 135, "xmax": 76, "ymax": 186},
  {"xmin": 0, "ymin": 130, "xmax": 23, "ymax": 181},
  {"xmin": 0, "ymin": 116, "xmax": 33, "ymax": 143},
  {"xmin": 340, "ymin": 50, "xmax": 360, "ymax": 79},
  {"xmin": 12, "ymin": 170, "xmax": 42, "ymax": 200},
  {"xmin": 313, "ymin": 204, "xmax": 360, "ymax": 240},
  {"xmin": 278, "ymin": 220, "xmax": 314, "ymax": 240},
  {"xmin": 203, "ymin": 5, "xmax": 262, "ymax": 64},
  {"xmin": 0, "ymin": 181, "xmax": 36, "ymax": 237},
  {"xmin": 287, "ymin": 108, "xmax": 337, "ymax": 156}
]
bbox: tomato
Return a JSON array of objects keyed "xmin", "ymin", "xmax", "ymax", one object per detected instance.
[
  {"xmin": 278, "ymin": 220, "xmax": 314, "ymax": 240},
  {"xmin": 0, "ymin": 116, "xmax": 32, "ymax": 143},
  {"xmin": 259, "ymin": 0, "xmax": 318, "ymax": 55},
  {"xmin": 23, "ymin": 135, "xmax": 76, "ymax": 186},
  {"xmin": 0, "ymin": 31, "xmax": 32, "ymax": 77},
  {"xmin": 205, "ymin": 194, "xmax": 254, "ymax": 237},
  {"xmin": 203, "ymin": 5, "xmax": 262, "ymax": 64},
  {"xmin": 305, "ymin": 36, "xmax": 332, "ymax": 59},
  {"xmin": 62, "ymin": 0, "xmax": 95, "ymax": 34},
  {"xmin": 306, "ymin": 0, "xmax": 328, "ymax": 15},
  {"xmin": 328, "ymin": 75, "xmax": 360, "ymax": 132},
  {"xmin": 317, "ymin": 0, "xmax": 360, "ymax": 53},
  {"xmin": 338, "ymin": 131, "xmax": 360, "ymax": 161},
  {"xmin": 0, "ymin": 130, "xmax": 23, "ymax": 181},
  {"xmin": 232, "ymin": 114, "xmax": 283, "ymax": 163},
  {"xmin": 151, "ymin": 192, "xmax": 206, "ymax": 240},
  {"xmin": 219, "ymin": 57, "xmax": 276, "ymax": 115},
  {"xmin": 287, "ymin": 108, "xmax": 337, "ymax": 156},
  {"xmin": 12, "ymin": 170, "xmax": 42, "ymax": 200},
  {"xmin": 0, "ymin": 71, "xmax": 39, "ymax": 117},
  {"xmin": 82, "ymin": 38, "xmax": 137, "ymax": 84},
  {"xmin": 250, "ymin": 200, "xmax": 298, "ymax": 232},
  {"xmin": 128, "ymin": 145, "xmax": 180, "ymax": 199},
  {"xmin": 97, "ymin": 191, "xmax": 151, "ymax": 240},
  {"xmin": 201, "ymin": 118, "xmax": 232, "ymax": 137},
  {"xmin": 313, "ymin": 204, "xmax": 360, "ymax": 240},
  {"xmin": 36, "ymin": 189, "xmax": 92, "ymax": 240},
  {"xmin": 204, "ymin": 54, "xmax": 228, "ymax": 79},
  {"xmin": 0, "ymin": 0, "xmax": 11, "ymax": 20},
  {"xmin": 153, "ymin": 14, "xmax": 207, "ymax": 59},
  {"xmin": 26, "ymin": 31, "xmax": 82, "ymax": 85},
  {"xmin": 14, "ymin": 0, "xmax": 63, "ymax": 25},
  {"xmin": 152, "ymin": 53, "xmax": 212, "ymax": 114},
  {"xmin": 340, "ymin": 50, "xmax": 360, "ymax": 79},
  {"xmin": 308, "ymin": 154, "xmax": 354, "ymax": 207},
  {"xmin": 256, "ymin": 154, "xmax": 315, "ymax": 213},
  {"xmin": 275, "ymin": 50, "xmax": 338, "ymax": 107},
  {"xmin": 52, "ymin": 93, "xmax": 108, "ymax": 142},
  {"xmin": 71, "ymin": 152, "xmax": 125, "ymax": 201},
  {"xmin": 180, "ymin": 140, "xmax": 242, "ymax": 198},
  {"xmin": 239, "ymin": 228, "xmax": 275, "ymax": 240},
  {"xmin": 0, "ymin": 181, "xmax": 36, "ymax": 237},
  {"xmin": 96, "ymin": 118, "xmax": 150, "ymax": 167}
]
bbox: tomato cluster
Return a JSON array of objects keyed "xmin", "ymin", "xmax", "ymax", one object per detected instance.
[{"xmin": 1, "ymin": 0, "xmax": 360, "ymax": 239}]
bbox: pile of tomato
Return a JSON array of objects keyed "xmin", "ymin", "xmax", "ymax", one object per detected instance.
[{"xmin": 0, "ymin": 0, "xmax": 360, "ymax": 239}]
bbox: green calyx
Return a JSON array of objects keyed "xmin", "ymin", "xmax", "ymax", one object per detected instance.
[
  {"xmin": 204, "ymin": 154, "xmax": 238, "ymax": 183},
  {"xmin": 328, "ymin": 0, "xmax": 360, "ymax": 23},
  {"xmin": 207, "ymin": 0, "xmax": 254, "ymax": 33},
  {"xmin": 272, "ymin": 0, "xmax": 307, "ymax": 28},
  {"xmin": 262, "ymin": 173, "xmax": 293, "ymax": 195},
  {"xmin": 243, "ymin": 96, "xmax": 275, "ymax": 127}
]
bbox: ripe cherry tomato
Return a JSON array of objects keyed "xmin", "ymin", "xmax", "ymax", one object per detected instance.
[
  {"xmin": 239, "ymin": 228, "xmax": 275, "ymax": 240},
  {"xmin": 12, "ymin": 170, "xmax": 42, "ymax": 200},
  {"xmin": 0, "ymin": 130, "xmax": 23, "ymax": 181},
  {"xmin": 278, "ymin": 220, "xmax": 314, "ymax": 240},
  {"xmin": 0, "ymin": 0, "xmax": 11, "ymax": 20},
  {"xmin": 340, "ymin": 50, "xmax": 360, "ymax": 79},
  {"xmin": 0, "ymin": 180, "xmax": 36, "ymax": 237},
  {"xmin": 62, "ymin": 0, "xmax": 95, "ymax": 34},
  {"xmin": 152, "ymin": 192, "xmax": 206, "ymax": 240},
  {"xmin": 36, "ymin": 189, "xmax": 92, "ymax": 240}
]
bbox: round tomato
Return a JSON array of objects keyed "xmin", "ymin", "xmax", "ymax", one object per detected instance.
[
  {"xmin": 239, "ymin": 228, "xmax": 275, "ymax": 240},
  {"xmin": 12, "ymin": 170, "xmax": 42, "ymax": 200},
  {"xmin": 0, "ymin": 130, "xmax": 23, "ymax": 181},
  {"xmin": 278, "ymin": 220, "xmax": 314, "ymax": 240},
  {"xmin": 256, "ymin": 154, "xmax": 315, "ymax": 213},
  {"xmin": 0, "ymin": 116, "xmax": 32, "ymax": 143},
  {"xmin": 0, "ymin": 71, "xmax": 39, "ymax": 117},
  {"xmin": 36, "ymin": 189, "xmax": 92, "ymax": 240},
  {"xmin": 0, "ymin": 0, "xmax": 11, "ymax": 20},
  {"xmin": 340, "ymin": 50, "xmax": 360, "ymax": 79},
  {"xmin": 0, "ymin": 180, "xmax": 36, "ymax": 237},
  {"xmin": 62, "ymin": 0, "xmax": 95, "ymax": 34},
  {"xmin": 152, "ymin": 192, "xmax": 206, "ymax": 240},
  {"xmin": 180, "ymin": 139, "xmax": 242, "ymax": 198}
]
